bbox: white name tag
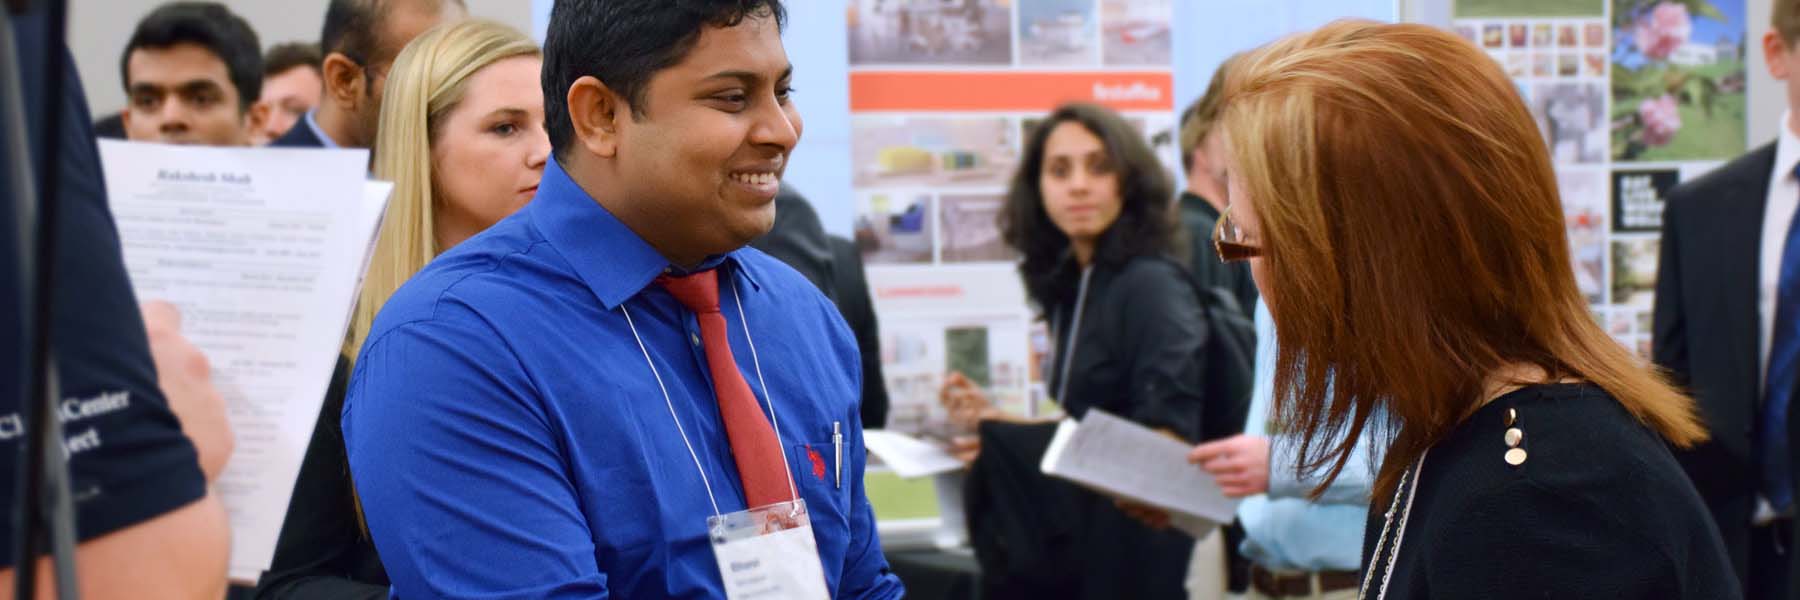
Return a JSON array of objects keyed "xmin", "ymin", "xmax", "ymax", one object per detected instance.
[{"xmin": 708, "ymin": 499, "xmax": 829, "ymax": 600}]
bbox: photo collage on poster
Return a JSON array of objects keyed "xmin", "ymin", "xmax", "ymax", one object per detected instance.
[
  {"xmin": 848, "ymin": 0, "xmax": 1175, "ymax": 437},
  {"xmin": 1452, "ymin": 0, "xmax": 1745, "ymax": 358}
]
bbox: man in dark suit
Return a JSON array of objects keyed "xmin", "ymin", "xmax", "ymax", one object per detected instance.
[
  {"xmin": 750, "ymin": 186, "xmax": 890, "ymax": 429},
  {"xmin": 1654, "ymin": 4, "xmax": 1800, "ymax": 598},
  {"xmin": 1174, "ymin": 54, "xmax": 1255, "ymax": 315},
  {"xmin": 271, "ymin": 0, "xmax": 463, "ymax": 149}
]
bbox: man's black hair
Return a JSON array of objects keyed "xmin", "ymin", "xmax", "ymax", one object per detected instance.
[
  {"xmin": 542, "ymin": 0, "xmax": 787, "ymax": 160},
  {"xmin": 120, "ymin": 1, "xmax": 263, "ymax": 112},
  {"xmin": 320, "ymin": 0, "xmax": 464, "ymax": 66}
]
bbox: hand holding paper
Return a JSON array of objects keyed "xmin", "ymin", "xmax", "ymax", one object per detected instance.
[
  {"xmin": 141, "ymin": 301, "xmax": 233, "ymax": 482},
  {"xmin": 1039, "ymin": 409, "xmax": 1240, "ymax": 538},
  {"xmin": 1189, "ymin": 433, "xmax": 1272, "ymax": 497}
]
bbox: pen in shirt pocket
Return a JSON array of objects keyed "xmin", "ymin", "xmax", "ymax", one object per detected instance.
[{"xmin": 833, "ymin": 421, "xmax": 842, "ymax": 489}]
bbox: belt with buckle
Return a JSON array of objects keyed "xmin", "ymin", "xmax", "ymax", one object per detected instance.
[{"xmin": 1249, "ymin": 564, "xmax": 1360, "ymax": 597}]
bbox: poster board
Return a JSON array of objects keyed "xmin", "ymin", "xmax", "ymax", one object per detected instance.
[
  {"xmin": 1450, "ymin": 0, "xmax": 1746, "ymax": 356},
  {"xmin": 846, "ymin": 0, "xmax": 1179, "ymax": 440}
]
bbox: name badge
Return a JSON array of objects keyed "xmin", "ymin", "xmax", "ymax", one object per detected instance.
[{"xmin": 708, "ymin": 499, "xmax": 829, "ymax": 600}]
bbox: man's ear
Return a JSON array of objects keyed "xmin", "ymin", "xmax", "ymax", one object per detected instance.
[
  {"xmin": 321, "ymin": 52, "xmax": 366, "ymax": 107},
  {"xmin": 1768, "ymin": 31, "xmax": 1794, "ymax": 81},
  {"xmin": 247, "ymin": 102, "xmax": 271, "ymax": 137},
  {"xmin": 566, "ymin": 76, "xmax": 624, "ymax": 159}
]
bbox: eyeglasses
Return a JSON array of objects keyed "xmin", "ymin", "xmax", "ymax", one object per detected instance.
[{"xmin": 1212, "ymin": 205, "xmax": 1262, "ymax": 263}]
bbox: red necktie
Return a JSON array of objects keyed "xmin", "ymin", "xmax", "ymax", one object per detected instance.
[{"xmin": 657, "ymin": 269, "xmax": 794, "ymax": 509}]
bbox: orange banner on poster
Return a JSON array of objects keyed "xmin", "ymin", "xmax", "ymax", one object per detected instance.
[{"xmin": 850, "ymin": 71, "xmax": 1174, "ymax": 112}]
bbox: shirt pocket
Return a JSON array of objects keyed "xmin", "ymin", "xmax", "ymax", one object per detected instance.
[{"xmin": 785, "ymin": 439, "xmax": 850, "ymax": 520}]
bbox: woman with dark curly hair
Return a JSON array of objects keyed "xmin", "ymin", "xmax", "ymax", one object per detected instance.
[{"xmin": 942, "ymin": 102, "xmax": 1211, "ymax": 600}]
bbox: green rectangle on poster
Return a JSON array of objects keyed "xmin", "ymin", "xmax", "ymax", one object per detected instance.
[
  {"xmin": 866, "ymin": 470, "xmax": 942, "ymax": 521},
  {"xmin": 1454, "ymin": 0, "xmax": 1605, "ymax": 17}
]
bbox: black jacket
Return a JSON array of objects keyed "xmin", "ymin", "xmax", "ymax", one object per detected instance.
[
  {"xmin": 1177, "ymin": 192, "xmax": 1257, "ymax": 316},
  {"xmin": 1047, "ymin": 255, "xmax": 1210, "ymax": 442},
  {"xmin": 1654, "ymin": 142, "xmax": 1795, "ymax": 590},
  {"xmin": 254, "ymin": 357, "xmax": 387, "ymax": 599},
  {"xmin": 965, "ymin": 419, "xmax": 1193, "ymax": 600}
]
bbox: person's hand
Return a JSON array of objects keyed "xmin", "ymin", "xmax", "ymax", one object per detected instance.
[
  {"xmin": 1189, "ymin": 434, "xmax": 1271, "ymax": 498},
  {"xmin": 948, "ymin": 434, "xmax": 981, "ymax": 464},
  {"xmin": 939, "ymin": 371, "xmax": 998, "ymax": 429},
  {"xmin": 141, "ymin": 301, "xmax": 232, "ymax": 482},
  {"xmin": 1115, "ymin": 499, "xmax": 1171, "ymax": 530}
]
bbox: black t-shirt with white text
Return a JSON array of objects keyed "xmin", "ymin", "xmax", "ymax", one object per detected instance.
[{"xmin": 0, "ymin": 9, "xmax": 206, "ymax": 567}]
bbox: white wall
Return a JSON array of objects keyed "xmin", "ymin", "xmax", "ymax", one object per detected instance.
[
  {"xmin": 68, "ymin": 0, "xmax": 534, "ymax": 117},
  {"xmin": 1749, "ymin": 0, "xmax": 1784, "ymax": 144}
]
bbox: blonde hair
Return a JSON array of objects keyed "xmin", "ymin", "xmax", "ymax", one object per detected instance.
[
  {"xmin": 1223, "ymin": 20, "xmax": 1705, "ymax": 501},
  {"xmin": 347, "ymin": 19, "xmax": 539, "ymax": 359},
  {"xmin": 1177, "ymin": 52, "xmax": 1244, "ymax": 174}
]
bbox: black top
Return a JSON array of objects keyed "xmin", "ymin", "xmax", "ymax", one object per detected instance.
[
  {"xmin": 254, "ymin": 357, "xmax": 387, "ymax": 599},
  {"xmin": 1047, "ymin": 255, "xmax": 1209, "ymax": 442},
  {"xmin": 1361, "ymin": 383, "xmax": 1739, "ymax": 599},
  {"xmin": 0, "ymin": 11, "xmax": 206, "ymax": 567},
  {"xmin": 1652, "ymin": 142, "xmax": 1781, "ymax": 583},
  {"xmin": 1177, "ymin": 192, "xmax": 1257, "ymax": 316}
]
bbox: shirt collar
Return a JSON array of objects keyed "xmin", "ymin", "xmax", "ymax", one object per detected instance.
[
  {"xmin": 531, "ymin": 158, "xmax": 762, "ymax": 310},
  {"xmin": 303, "ymin": 110, "xmax": 340, "ymax": 149},
  {"xmin": 1777, "ymin": 110, "xmax": 1800, "ymax": 183}
]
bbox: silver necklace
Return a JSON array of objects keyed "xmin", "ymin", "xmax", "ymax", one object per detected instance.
[{"xmin": 1357, "ymin": 449, "xmax": 1428, "ymax": 600}]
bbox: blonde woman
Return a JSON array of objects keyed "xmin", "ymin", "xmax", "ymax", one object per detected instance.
[{"xmin": 255, "ymin": 19, "xmax": 546, "ymax": 599}]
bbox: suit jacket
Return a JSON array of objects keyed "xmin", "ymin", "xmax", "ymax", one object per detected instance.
[
  {"xmin": 1654, "ymin": 142, "xmax": 1781, "ymax": 588},
  {"xmin": 269, "ymin": 117, "xmax": 327, "ymax": 148}
]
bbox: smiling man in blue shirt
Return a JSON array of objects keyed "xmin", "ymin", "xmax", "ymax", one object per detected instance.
[{"xmin": 341, "ymin": 1, "xmax": 903, "ymax": 597}]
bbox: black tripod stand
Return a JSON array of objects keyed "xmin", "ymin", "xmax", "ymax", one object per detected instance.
[{"xmin": 3, "ymin": 0, "xmax": 84, "ymax": 596}]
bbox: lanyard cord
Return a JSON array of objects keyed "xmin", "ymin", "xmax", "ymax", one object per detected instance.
[
  {"xmin": 622, "ymin": 303, "xmax": 722, "ymax": 517},
  {"xmin": 1052, "ymin": 266, "xmax": 1094, "ymax": 405},
  {"xmin": 619, "ymin": 269, "xmax": 799, "ymax": 518}
]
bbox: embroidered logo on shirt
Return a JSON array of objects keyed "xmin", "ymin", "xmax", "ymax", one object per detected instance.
[{"xmin": 806, "ymin": 445, "xmax": 826, "ymax": 480}]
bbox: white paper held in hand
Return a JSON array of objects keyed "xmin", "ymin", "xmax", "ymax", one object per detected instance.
[
  {"xmin": 1039, "ymin": 408, "xmax": 1239, "ymax": 538},
  {"xmin": 862, "ymin": 430, "xmax": 965, "ymax": 479},
  {"xmin": 97, "ymin": 140, "xmax": 391, "ymax": 582}
]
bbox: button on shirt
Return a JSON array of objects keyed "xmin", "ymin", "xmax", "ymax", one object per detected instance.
[
  {"xmin": 342, "ymin": 159, "xmax": 903, "ymax": 599},
  {"xmin": 1236, "ymin": 299, "xmax": 1373, "ymax": 572}
]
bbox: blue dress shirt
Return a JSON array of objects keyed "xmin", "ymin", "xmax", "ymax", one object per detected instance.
[
  {"xmin": 1235, "ymin": 299, "xmax": 1374, "ymax": 572},
  {"xmin": 343, "ymin": 159, "xmax": 904, "ymax": 599}
]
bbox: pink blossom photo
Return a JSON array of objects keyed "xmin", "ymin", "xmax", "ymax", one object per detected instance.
[{"xmin": 1611, "ymin": 0, "xmax": 1747, "ymax": 161}]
